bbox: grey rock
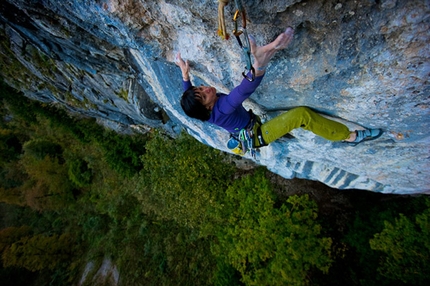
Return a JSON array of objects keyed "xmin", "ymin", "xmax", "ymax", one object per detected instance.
[{"xmin": 0, "ymin": 0, "xmax": 429, "ymax": 194}]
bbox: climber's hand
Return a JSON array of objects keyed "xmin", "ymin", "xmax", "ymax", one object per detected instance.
[
  {"xmin": 175, "ymin": 52, "xmax": 190, "ymax": 81},
  {"xmin": 250, "ymin": 27, "xmax": 294, "ymax": 76}
]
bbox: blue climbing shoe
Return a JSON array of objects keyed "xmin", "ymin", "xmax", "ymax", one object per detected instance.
[{"xmin": 346, "ymin": 128, "xmax": 383, "ymax": 146}]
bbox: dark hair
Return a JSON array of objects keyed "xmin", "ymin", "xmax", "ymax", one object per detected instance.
[{"xmin": 180, "ymin": 86, "xmax": 211, "ymax": 121}]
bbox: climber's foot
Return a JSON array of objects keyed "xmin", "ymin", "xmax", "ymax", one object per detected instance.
[{"xmin": 344, "ymin": 128, "xmax": 383, "ymax": 146}]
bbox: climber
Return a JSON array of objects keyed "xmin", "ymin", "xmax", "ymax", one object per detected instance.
[{"xmin": 176, "ymin": 27, "xmax": 383, "ymax": 155}]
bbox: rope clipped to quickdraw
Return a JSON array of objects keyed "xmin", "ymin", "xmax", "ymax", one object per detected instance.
[
  {"xmin": 217, "ymin": 0, "xmax": 255, "ymax": 81},
  {"xmin": 217, "ymin": 0, "xmax": 230, "ymax": 40},
  {"xmin": 232, "ymin": 0, "xmax": 255, "ymax": 82}
]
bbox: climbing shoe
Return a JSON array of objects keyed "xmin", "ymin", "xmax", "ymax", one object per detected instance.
[{"xmin": 345, "ymin": 128, "xmax": 383, "ymax": 146}]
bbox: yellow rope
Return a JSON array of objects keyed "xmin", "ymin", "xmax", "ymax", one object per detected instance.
[{"xmin": 217, "ymin": 0, "xmax": 230, "ymax": 40}]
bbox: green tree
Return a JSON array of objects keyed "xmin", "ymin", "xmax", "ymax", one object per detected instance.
[
  {"xmin": 0, "ymin": 187, "xmax": 25, "ymax": 206},
  {"xmin": 20, "ymin": 155, "xmax": 74, "ymax": 211},
  {"xmin": 369, "ymin": 199, "xmax": 430, "ymax": 285},
  {"xmin": 22, "ymin": 139, "xmax": 63, "ymax": 161},
  {"xmin": 67, "ymin": 158, "xmax": 92, "ymax": 187},
  {"xmin": 98, "ymin": 131, "xmax": 146, "ymax": 177},
  {"xmin": 212, "ymin": 169, "xmax": 333, "ymax": 286},
  {"xmin": 2, "ymin": 233, "xmax": 73, "ymax": 272},
  {"xmin": 134, "ymin": 132, "xmax": 234, "ymax": 229},
  {"xmin": 0, "ymin": 226, "xmax": 31, "ymax": 253},
  {"xmin": 341, "ymin": 193, "xmax": 429, "ymax": 285},
  {"xmin": 0, "ymin": 161, "xmax": 28, "ymax": 206}
]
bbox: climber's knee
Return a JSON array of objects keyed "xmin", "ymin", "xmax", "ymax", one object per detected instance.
[
  {"xmin": 293, "ymin": 106, "xmax": 311, "ymax": 115},
  {"xmin": 288, "ymin": 106, "xmax": 312, "ymax": 127}
]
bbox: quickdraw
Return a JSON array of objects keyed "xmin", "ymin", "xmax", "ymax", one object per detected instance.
[{"xmin": 217, "ymin": 0, "xmax": 255, "ymax": 82}]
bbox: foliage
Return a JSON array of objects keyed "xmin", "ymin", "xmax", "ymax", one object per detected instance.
[
  {"xmin": 2, "ymin": 233, "xmax": 74, "ymax": 272},
  {"xmin": 115, "ymin": 218, "xmax": 216, "ymax": 286},
  {"xmin": 0, "ymin": 226, "xmax": 32, "ymax": 253},
  {"xmin": 0, "ymin": 80, "xmax": 429, "ymax": 285},
  {"xmin": 74, "ymin": 183, "xmax": 218, "ymax": 286},
  {"xmin": 20, "ymin": 154, "xmax": 75, "ymax": 211},
  {"xmin": 134, "ymin": 132, "xmax": 234, "ymax": 229},
  {"xmin": 0, "ymin": 128, "xmax": 21, "ymax": 165},
  {"xmin": 0, "ymin": 186, "xmax": 26, "ymax": 207},
  {"xmin": 97, "ymin": 130, "xmax": 146, "ymax": 177},
  {"xmin": 212, "ymin": 258, "xmax": 241, "ymax": 286},
  {"xmin": 341, "ymin": 193, "xmax": 429, "ymax": 286},
  {"xmin": 1, "ymin": 80, "xmax": 146, "ymax": 178},
  {"xmin": 67, "ymin": 158, "xmax": 93, "ymax": 187},
  {"xmin": 212, "ymin": 169, "xmax": 332, "ymax": 286},
  {"xmin": 22, "ymin": 139, "xmax": 63, "ymax": 161},
  {"xmin": 369, "ymin": 198, "xmax": 430, "ymax": 285},
  {"xmin": 0, "ymin": 168, "xmax": 23, "ymax": 208}
]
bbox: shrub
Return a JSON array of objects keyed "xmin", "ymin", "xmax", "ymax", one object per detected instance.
[
  {"xmin": 20, "ymin": 155, "xmax": 74, "ymax": 211},
  {"xmin": 2, "ymin": 233, "xmax": 74, "ymax": 272},
  {"xmin": 212, "ymin": 169, "xmax": 333, "ymax": 286},
  {"xmin": 22, "ymin": 139, "xmax": 63, "ymax": 160},
  {"xmin": 67, "ymin": 158, "xmax": 92, "ymax": 187},
  {"xmin": 134, "ymin": 132, "xmax": 234, "ymax": 229},
  {"xmin": 369, "ymin": 198, "xmax": 430, "ymax": 285}
]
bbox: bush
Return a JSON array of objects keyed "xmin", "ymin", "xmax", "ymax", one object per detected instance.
[
  {"xmin": 67, "ymin": 158, "xmax": 92, "ymax": 187},
  {"xmin": 212, "ymin": 258, "xmax": 241, "ymax": 286},
  {"xmin": 99, "ymin": 132, "xmax": 145, "ymax": 177},
  {"xmin": 134, "ymin": 132, "xmax": 234, "ymax": 229},
  {"xmin": 20, "ymin": 154, "xmax": 74, "ymax": 211},
  {"xmin": 212, "ymin": 169, "xmax": 333, "ymax": 286},
  {"xmin": 2, "ymin": 233, "xmax": 74, "ymax": 272},
  {"xmin": 369, "ymin": 198, "xmax": 430, "ymax": 285},
  {"xmin": 341, "ymin": 193, "xmax": 429, "ymax": 285},
  {"xmin": 22, "ymin": 139, "xmax": 63, "ymax": 160}
]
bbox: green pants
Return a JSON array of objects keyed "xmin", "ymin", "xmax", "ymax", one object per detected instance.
[{"xmin": 256, "ymin": 106, "xmax": 350, "ymax": 145}]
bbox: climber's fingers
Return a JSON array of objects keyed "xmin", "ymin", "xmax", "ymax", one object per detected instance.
[
  {"xmin": 175, "ymin": 52, "xmax": 185, "ymax": 67},
  {"xmin": 175, "ymin": 52, "xmax": 190, "ymax": 73},
  {"xmin": 274, "ymin": 27, "xmax": 294, "ymax": 50},
  {"xmin": 175, "ymin": 52, "xmax": 181, "ymax": 64}
]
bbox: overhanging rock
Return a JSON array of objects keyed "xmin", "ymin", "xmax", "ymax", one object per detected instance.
[{"xmin": 0, "ymin": 0, "xmax": 428, "ymax": 194}]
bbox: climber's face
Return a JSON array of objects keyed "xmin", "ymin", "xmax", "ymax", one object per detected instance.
[{"xmin": 194, "ymin": 86, "xmax": 217, "ymax": 111}]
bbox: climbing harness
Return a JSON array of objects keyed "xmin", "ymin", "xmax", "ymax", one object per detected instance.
[
  {"xmin": 217, "ymin": 0, "xmax": 255, "ymax": 81},
  {"xmin": 227, "ymin": 110, "xmax": 266, "ymax": 157}
]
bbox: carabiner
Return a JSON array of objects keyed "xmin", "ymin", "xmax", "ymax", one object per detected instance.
[
  {"xmin": 242, "ymin": 66, "xmax": 256, "ymax": 82},
  {"xmin": 232, "ymin": 10, "xmax": 242, "ymax": 36},
  {"xmin": 232, "ymin": 9, "xmax": 255, "ymax": 81}
]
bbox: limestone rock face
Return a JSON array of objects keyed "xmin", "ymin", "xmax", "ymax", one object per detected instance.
[{"xmin": 0, "ymin": 0, "xmax": 429, "ymax": 194}]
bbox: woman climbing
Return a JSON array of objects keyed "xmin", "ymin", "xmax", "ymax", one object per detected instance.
[{"xmin": 176, "ymin": 27, "xmax": 382, "ymax": 155}]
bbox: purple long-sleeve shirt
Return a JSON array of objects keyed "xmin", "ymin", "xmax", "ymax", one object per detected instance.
[{"xmin": 183, "ymin": 74, "xmax": 264, "ymax": 133}]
